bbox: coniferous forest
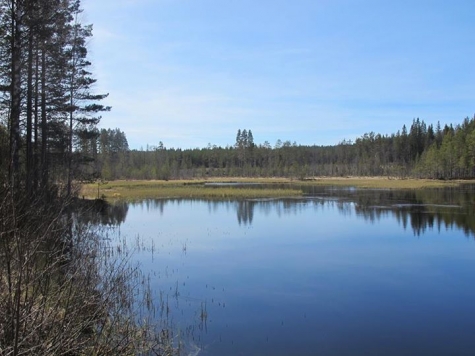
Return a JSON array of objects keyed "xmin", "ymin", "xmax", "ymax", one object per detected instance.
[
  {"xmin": 0, "ymin": 1, "xmax": 175, "ymax": 354},
  {"xmin": 1, "ymin": 0, "xmax": 475, "ymax": 354},
  {"xmin": 95, "ymin": 117, "xmax": 475, "ymax": 181},
  {"xmin": 1, "ymin": 0, "xmax": 473, "ymax": 186},
  {"xmin": 0, "ymin": 0, "xmax": 108, "ymax": 194}
]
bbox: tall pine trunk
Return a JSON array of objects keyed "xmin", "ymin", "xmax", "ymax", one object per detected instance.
[
  {"xmin": 9, "ymin": 0, "xmax": 22, "ymax": 189},
  {"xmin": 26, "ymin": 30, "xmax": 34, "ymax": 194},
  {"xmin": 41, "ymin": 44, "xmax": 48, "ymax": 189},
  {"xmin": 33, "ymin": 42, "xmax": 39, "ymax": 191}
]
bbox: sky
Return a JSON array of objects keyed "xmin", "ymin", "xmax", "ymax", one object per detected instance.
[{"xmin": 81, "ymin": 0, "xmax": 475, "ymax": 150}]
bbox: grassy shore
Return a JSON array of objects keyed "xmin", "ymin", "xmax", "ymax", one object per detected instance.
[
  {"xmin": 299, "ymin": 176, "xmax": 470, "ymax": 189},
  {"xmin": 80, "ymin": 177, "xmax": 473, "ymax": 201},
  {"xmin": 80, "ymin": 179, "xmax": 303, "ymax": 200}
]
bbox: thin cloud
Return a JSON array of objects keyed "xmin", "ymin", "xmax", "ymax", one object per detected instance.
[{"xmin": 85, "ymin": 0, "xmax": 475, "ymax": 149}]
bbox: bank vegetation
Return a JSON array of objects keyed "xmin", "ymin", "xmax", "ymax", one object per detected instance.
[{"xmin": 0, "ymin": 0, "xmax": 177, "ymax": 354}]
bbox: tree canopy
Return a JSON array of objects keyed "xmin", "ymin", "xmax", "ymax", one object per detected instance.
[
  {"xmin": 89, "ymin": 118, "xmax": 475, "ymax": 180},
  {"xmin": 0, "ymin": 0, "xmax": 107, "ymax": 195}
]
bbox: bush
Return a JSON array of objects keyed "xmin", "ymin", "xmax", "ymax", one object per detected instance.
[{"xmin": 0, "ymin": 185, "xmax": 176, "ymax": 355}]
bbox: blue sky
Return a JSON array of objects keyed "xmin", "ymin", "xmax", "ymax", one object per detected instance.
[{"xmin": 82, "ymin": 0, "xmax": 475, "ymax": 149}]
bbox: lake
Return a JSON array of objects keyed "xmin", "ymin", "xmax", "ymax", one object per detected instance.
[{"xmin": 102, "ymin": 185, "xmax": 475, "ymax": 356}]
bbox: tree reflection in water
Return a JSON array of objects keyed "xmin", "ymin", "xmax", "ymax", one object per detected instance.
[
  {"xmin": 74, "ymin": 198, "xmax": 129, "ymax": 226},
  {"xmin": 92, "ymin": 184, "xmax": 475, "ymax": 238}
]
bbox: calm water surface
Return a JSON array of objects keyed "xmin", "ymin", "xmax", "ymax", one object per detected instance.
[{"xmin": 104, "ymin": 186, "xmax": 475, "ymax": 356}]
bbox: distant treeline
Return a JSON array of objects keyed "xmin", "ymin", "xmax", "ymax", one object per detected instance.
[{"xmin": 91, "ymin": 116, "xmax": 475, "ymax": 181}]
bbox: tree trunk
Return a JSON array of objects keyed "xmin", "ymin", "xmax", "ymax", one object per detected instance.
[
  {"xmin": 33, "ymin": 42, "xmax": 39, "ymax": 191},
  {"xmin": 41, "ymin": 44, "xmax": 48, "ymax": 189},
  {"xmin": 9, "ymin": 0, "xmax": 23, "ymax": 189},
  {"xmin": 26, "ymin": 30, "xmax": 34, "ymax": 194}
]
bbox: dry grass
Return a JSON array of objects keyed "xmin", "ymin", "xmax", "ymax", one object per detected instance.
[
  {"xmin": 80, "ymin": 179, "xmax": 302, "ymax": 201},
  {"xmin": 81, "ymin": 177, "xmax": 472, "ymax": 201},
  {"xmin": 299, "ymin": 176, "xmax": 469, "ymax": 189},
  {"xmin": 0, "ymin": 188, "xmax": 178, "ymax": 355}
]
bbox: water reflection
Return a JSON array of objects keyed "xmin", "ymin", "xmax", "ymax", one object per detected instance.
[
  {"xmin": 100, "ymin": 185, "xmax": 475, "ymax": 237},
  {"xmin": 236, "ymin": 201, "xmax": 254, "ymax": 225},
  {"xmin": 74, "ymin": 198, "xmax": 129, "ymax": 226},
  {"xmin": 99, "ymin": 185, "xmax": 475, "ymax": 356}
]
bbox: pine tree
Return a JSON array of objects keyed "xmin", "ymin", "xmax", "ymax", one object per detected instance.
[
  {"xmin": 0, "ymin": 0, "xmax": 107, "ymax": 193},
  {"xmin": 64, "ymin": 1, "xmax": 110, "ymax": 195}
]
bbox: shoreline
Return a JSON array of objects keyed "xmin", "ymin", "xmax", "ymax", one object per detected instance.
[{"xmin": 80, "ymin": 177, "xmax": 473, "ymax": 201}]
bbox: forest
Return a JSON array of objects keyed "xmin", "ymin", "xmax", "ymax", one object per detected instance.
[
  {"xmin": 94, "ymin": 117, "xmax": 475, "ymax": 181},
  {"xmin": 1, "ymin": 0, "xmax": 474, "ymax": 186},
  {"xmin": 0, "ymin": 0, "xmax": 474, "ymax": 353},
  {"xmin": 0, "ymin": 1, "xmax": 174, "ymax": 354},
  {"xmin": 0, "ymin": 0, "xmax": 109, "ymax": 195}
]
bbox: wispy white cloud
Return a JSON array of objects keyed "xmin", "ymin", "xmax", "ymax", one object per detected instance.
[{"xmin": 84, "ymin": 0, "xmax": 475, "ymax": 149}]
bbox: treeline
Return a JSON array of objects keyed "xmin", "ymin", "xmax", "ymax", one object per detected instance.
[{"xmin": 95, "ymin": 117, "xmax": 475, "ymax": 180}]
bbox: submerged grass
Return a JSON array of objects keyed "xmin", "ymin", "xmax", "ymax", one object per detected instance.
[{"xmin": 81, "ymin": 177, "xmax": 473, "ymax": 201}]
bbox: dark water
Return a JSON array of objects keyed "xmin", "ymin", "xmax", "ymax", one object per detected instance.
[{"xmin": 102, "ymin": 185, "xmax": 475, "ymax": 356}]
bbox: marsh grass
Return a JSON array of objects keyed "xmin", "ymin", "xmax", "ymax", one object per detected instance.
[
  {"xmin": 298, "ymin": 177, "xmax": 467, "ymax": 189},
  {"xmin": 81, "ymin": 177, "xmax": 473, "ymax": 201},
  {"xmin": 81, "ymin": 180, "xmax": 303, "ymax": 200},
  {"xmin": 0, "ymin": 186, "xmax": 179, "ymax": 355}
]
